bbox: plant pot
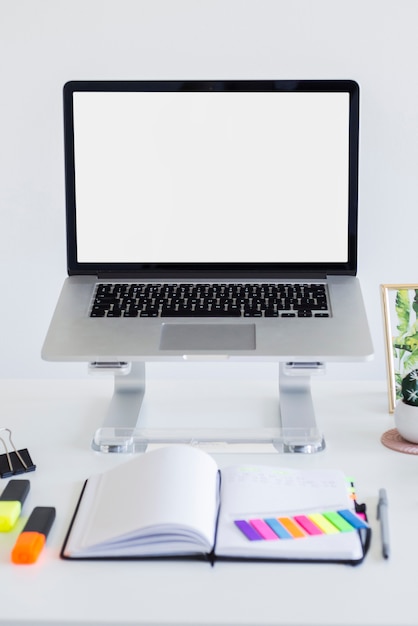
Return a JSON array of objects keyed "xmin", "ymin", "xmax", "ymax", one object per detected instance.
[{"xmin": 394, "ymin": 400, "xmax": 418, "ymax": 444}]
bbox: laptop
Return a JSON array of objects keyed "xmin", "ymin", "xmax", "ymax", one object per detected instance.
[{"xmin": 42, "ymin": 80, "xmax": 373, "ymax": 365}]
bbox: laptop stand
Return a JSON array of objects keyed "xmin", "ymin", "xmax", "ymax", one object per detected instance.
[{"xmin": 90, "ymin": 361, "xmax": 326, "ymax": 454}]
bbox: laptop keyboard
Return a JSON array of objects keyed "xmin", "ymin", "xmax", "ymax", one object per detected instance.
[{"xmin": 90, "ymin": 283, "xmax": 330, "ymax": 318}]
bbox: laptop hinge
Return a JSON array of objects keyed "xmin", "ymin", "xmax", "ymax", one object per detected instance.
[{"xmin": 94, "ymin": 272, "xmax": 329, "ymax": 281}]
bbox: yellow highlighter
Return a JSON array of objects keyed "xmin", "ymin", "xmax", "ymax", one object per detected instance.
[{"xmin": 0, "ymin": 479, "xmax": 30, "ymax": 532}]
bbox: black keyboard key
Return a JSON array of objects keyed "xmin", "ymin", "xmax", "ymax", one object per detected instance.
[
  {"xmin": 123, "ymin": 310, "xmax": 139, "ymax": 318},
  {"xmin": 264, "ymin": 308, "xmax": 279, "ymax": 317}
]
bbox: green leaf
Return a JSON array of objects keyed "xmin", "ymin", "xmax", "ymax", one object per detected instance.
[
  {"xmin": 403, "ymin": 350, "xmax": 418, "ymax": 372},
  {"xmin": 395, "ymin": 290, "xmax": 411, "ymax": 335},
  {"xmin": 413, "ymin": 290, "xmax": 418, "ymax": 317},
  {"xmin": 404, "ymin": 333, "xmax": 418, "ymax": 352}
]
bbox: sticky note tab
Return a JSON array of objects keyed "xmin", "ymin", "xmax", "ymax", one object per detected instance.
[
  {"xmin": 264, "ymin": 518, "xmax": 292, "ymax": 539},
  {"xmin": 234, "ymin": 520, "xmax": 262, "ymax": 541},
  {"xmin": 337, "ymin": 509, "xmax": 368, "ymax": 529},
  {"xmin": 0, "ymin": 501, "xmax": 22, "ymax": 532},
  {"xmin": 294, "ymin": 515, "xmax": 323, "ymax": 536},
  {"xmin": 277, "ymin": 517, "xmax": 306, "ymax": 538},
  {"xmin": 249, "ymin": 519, "xmax": 278, "ymax": 540},
  {"xmin": 323, "ymin": 511, "xmax": 354, "ymax": 532},
  {"xmin": 308, "ymin": 513, "xmax": 339, "ymax": 534}
]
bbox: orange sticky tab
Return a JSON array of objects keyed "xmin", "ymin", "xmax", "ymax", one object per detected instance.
[
  {"xmin": 277, "ymin": 517, "xmax": 306, "ymax": 538},
  {"xmin": 11, "ymin": 531, "xmax": 45, "ymax": 564}
]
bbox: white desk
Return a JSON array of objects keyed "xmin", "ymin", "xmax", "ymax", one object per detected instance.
[{"xmin": 0, "ymin": 373, "xmax": 413, "ymax": 626}]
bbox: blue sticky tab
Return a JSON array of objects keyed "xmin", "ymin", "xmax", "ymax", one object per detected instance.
[
  {"xmin": 337, "ymin": 509, "xmax": 368, "ymax": 529},
  {"xmin": 264, "ymin": 517, "xmax": 292, "ymax": 539}
]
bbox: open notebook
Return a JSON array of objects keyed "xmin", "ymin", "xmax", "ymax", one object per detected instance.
[{"xmin": 61, "ymin": 446, "xmax": 371, "ymax": 565}]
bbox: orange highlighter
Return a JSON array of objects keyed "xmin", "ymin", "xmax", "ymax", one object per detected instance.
[{"xmin": 11, "ymin": 506, "xmax": 56, "ymax": 564}]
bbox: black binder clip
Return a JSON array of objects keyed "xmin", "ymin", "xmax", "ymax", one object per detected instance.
[{"xmin": 0, "ymin": 428, "xmax": 36, "ymax": 478}]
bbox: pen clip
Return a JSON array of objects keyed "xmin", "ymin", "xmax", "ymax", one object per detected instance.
[
  {"xmin": 376, "ymin": 488, "xmax": 387, "ymax": 520},
  {"xmin": 376, "ymin": 488, "xmax": 390, "ymax": 559}
]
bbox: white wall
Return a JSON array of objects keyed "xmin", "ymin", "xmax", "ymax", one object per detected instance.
[{"xmin": 1, "ymin": 0, "xmax": 417, "ymax": 381}]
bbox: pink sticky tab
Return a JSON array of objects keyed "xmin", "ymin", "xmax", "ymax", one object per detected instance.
[
  {"xmin": 249, "ymin": 519, "xmax": 278, "ymax": 540},
  {"xmin": 294, "ymin": 515, "xmax": 324, "ymax": 536}
]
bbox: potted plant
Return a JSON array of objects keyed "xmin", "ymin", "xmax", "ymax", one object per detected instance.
[{"xmin": 394, "ymin": 369, "xmax": 418, "ymax": 443}]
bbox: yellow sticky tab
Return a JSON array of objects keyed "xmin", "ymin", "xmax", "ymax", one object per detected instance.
[
  {"xmin": 0, "ymin": 501, "xmax": 21, "ymax": 531},
  {"xmin": 308, "ymin": 513, "xmax": 339, "ymax": 535}
]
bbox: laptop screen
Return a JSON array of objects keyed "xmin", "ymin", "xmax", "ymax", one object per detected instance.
[{"xmin": 64, "ymin": 80, "xmax": 359, "ymax": 277}]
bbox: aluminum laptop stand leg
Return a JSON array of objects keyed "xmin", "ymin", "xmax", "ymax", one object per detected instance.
[
  {"xmin": 278, "ymin": 362, "xmax": 326, "ymax": 453},
  {"xmin": 90, "ymin": 362, "xmax": 147, "ymax": 453},
  {"xmin": 90, "ymin": 361, "xmax": 325, "ymax": 454}
]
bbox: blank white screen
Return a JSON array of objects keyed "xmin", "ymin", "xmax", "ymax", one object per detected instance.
[{"xmin": 73, "ymin": 90, "xmax": 350, "ymax": 264}]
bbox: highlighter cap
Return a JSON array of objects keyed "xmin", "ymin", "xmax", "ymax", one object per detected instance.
[
  {"xmin": 0, "ymin": 479, "xmax": 30, "ymax": 504},
  {"xmin": 23, "ymin": 506, "xmax": 56, "ymax": 536}
]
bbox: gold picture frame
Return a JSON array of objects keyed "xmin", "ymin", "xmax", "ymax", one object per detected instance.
[{"xmin": 381, "ymin": 284, "xmax": 418, "ymax": 413}]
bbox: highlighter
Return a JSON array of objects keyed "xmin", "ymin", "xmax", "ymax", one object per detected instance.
[
  {"xmin": 0, "ymin": 479, "xmax": 30, "ymax": 531},
  {"xmin": 11, "ymin": 506, "xmax": 56, "ymax": 564}
]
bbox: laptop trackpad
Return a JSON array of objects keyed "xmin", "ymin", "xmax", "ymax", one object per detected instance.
[{"xmin": 160, "ymin": 323, "xmax": 256, "ymax": 351}]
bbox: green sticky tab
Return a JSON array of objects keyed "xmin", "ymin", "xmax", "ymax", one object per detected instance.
[
  {"xmin": 346, "ymin": 477, "xmax": 356, "ymax": 492},
  {"xmin": 0, "ymin": 501, "xmax": 21, "ymax": 532},
  {"xmin": 308, "ymin": 513, "xmax": 339, "ymax": 534},
  {"xmin": 323, "ymin": 511, "xmax": 354, "ymax": 533}
]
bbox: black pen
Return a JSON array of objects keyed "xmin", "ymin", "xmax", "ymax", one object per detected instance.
[{"xmin": 377, "ymin": 488, "xmax": 390, "ymax": 559}]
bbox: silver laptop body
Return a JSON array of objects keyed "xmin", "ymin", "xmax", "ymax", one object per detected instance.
[{"xmin": 42, "ymin": 80, "xmax": 373, "ymax": 365}]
